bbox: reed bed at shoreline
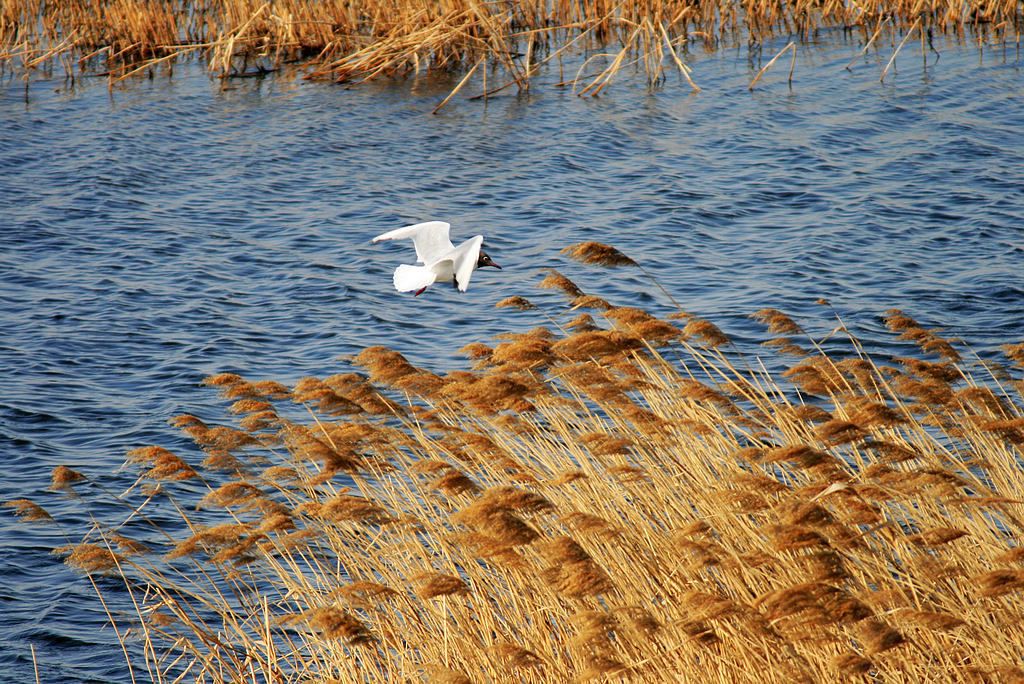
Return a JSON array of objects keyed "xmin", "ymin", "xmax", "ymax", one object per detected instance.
[
  {"xmin": 1, "ymin": 0, "xmax": 1021, "ymax": 95},
  {"xmin": 11, "ymin": 242, "xmax": 1024, "ymax": 682}
]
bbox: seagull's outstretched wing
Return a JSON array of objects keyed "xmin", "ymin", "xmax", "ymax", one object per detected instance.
[
  {"xmin": 372, "ymin": 221, "xmax": 454, "ymax": 265},
  {"xmin": 451, "ymin": 235, "xmax": 484, "ymax": 292}
]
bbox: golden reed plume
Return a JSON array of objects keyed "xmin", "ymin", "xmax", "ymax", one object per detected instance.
[{"xmin": 9, "ymin": 242, "xmax": 1024, "ymax": 682}]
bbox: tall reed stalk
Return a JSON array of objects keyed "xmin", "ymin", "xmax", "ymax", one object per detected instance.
[
  {"xmin": 11, "ymin": 244, "xmax": 1024, "ymax": 682},
  {"xmin": 1, "ymin": 0, "xmax": 1020, "ymax": 96}
]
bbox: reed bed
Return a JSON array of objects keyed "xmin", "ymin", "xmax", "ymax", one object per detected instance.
[
  {"xmin": 2, "ymin": 0, "xmax": 1021, "ymax": 95},
  {"xmin": 11, "ymin": 242, "xmax": 1024, "ymax": 682}
]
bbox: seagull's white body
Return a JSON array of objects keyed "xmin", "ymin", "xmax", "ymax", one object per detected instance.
[{"xmin": 372, "ymin": 221, "xmax": 497, "ymax": 294}]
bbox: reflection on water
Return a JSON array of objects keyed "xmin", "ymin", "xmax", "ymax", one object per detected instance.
[{"xmin": 1, "ymin": 36, "xmax": 1023, "ymax": 682}]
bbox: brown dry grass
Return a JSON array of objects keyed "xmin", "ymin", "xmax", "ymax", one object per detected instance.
[
  {"xmin": 12, "ymin": 244, "xmax": 1024, "ymax": 682},
  {"xmin": 1, "ymin": 0, "xmax": 1020, "ymax": 96}
]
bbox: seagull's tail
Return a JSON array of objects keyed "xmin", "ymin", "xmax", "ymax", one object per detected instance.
[{"xmin": 393, "ymin": 264, "xmax": 437, "ymax": 293}]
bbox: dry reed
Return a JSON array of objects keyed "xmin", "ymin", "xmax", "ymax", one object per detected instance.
[
  {"xmin": 1, "ymin": 0, "xmax": 1020, "ymax": 101},
  {"xmin": 10, "ymin": 247, "xmax": 1024, "ymax": 682}
]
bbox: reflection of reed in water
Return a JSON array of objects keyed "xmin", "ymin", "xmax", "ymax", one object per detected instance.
[
  {"xmin": 1, "ymin": 0, "xmax": 1018, "ymax": 93},
  {"xmin": 11, "ymin": 242, "xmax": 1024, "ymax": 682}
]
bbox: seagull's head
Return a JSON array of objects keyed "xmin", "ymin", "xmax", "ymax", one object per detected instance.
[{"xmin": 477, "ymin": 250, "xmax": 502, "ymax": 270}]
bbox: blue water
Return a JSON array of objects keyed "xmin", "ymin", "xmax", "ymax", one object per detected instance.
[{"xmin": 1, "ymin": 35, "xmax": 1023, "ymax": 682}]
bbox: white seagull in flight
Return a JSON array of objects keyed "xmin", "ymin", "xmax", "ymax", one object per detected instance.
[{"xmin": 372, "ymin": 221, "xmax": 501, "ymax": 296}]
